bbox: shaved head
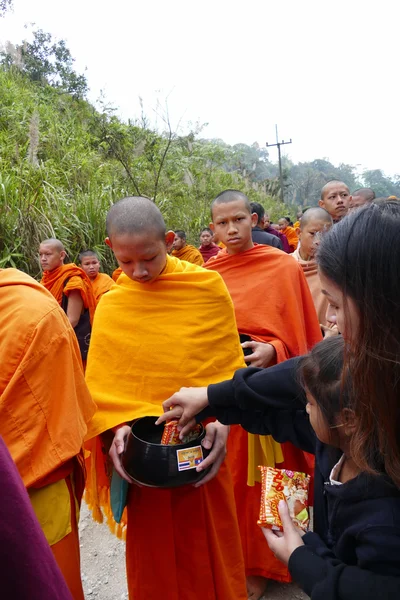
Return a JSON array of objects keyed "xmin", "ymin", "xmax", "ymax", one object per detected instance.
[
  {"xmin": 352, "ymin": 188, "xmax": 375, "ymax": 203},
  {"xmin": 79, "ymin": 249, "xmax": 99, "ymax": 262},
  {"xmin": 40, "ymin": 238, "xmax": 65, "ymax": 252},
  {"xmin": 211, "ymin": 189, "xmax": 251, "ymax": 218},
  {"xmin": 321, "ymin": 180, "xmax": 350, "ymax": 200},
  {"xmin": 106, "ymin": 197, "xmax": 166, "ymax": 240},
  {"xmin": 300, "ymin": 207, "xmax": 332, "ymax": 229}
]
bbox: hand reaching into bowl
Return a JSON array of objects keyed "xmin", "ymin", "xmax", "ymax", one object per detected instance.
[
  {"xmin": 193, "ymin": 422, "xmax": 229, "ymax": 487},
  {"xmin": 155, "ymin": 386, "xmax": 209, "ymax": 436}
]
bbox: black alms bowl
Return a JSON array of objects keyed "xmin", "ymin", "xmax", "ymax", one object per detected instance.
[{"xmin": 121, "ymin": 417, "xmax": 211, "ymax": 488}]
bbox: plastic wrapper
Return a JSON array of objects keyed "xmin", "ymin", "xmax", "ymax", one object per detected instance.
[
  {"xmin": 257, "ymin": 466, "xmax": 310, "ymax": 532},
  {"xmin": 161, "ymin": 420, "xmax": 202, "ymax": 446}
]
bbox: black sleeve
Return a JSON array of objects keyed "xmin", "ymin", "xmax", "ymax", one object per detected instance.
[
  {"xmin": 289, "ymin": 545, "xmax": 400, "ymax": 600},
  {"xmin": 205, "ymin": 358, "xmax": 315, "ymax": 454}
]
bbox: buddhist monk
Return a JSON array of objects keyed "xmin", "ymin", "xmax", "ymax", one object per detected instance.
[
  {"xmin": 39, "ymin": 238, "xmax": 96, "ymax": 361},
  {"xmin": 319, "ymin": 180, "xmax": 351, "ymax": 222},
  {"xmin": 79, "ymin": 250, "xmax": 113, "ymax": 305},
  {"xmin": 205, "ymin": 189, "xmax": 322, "ymax": 598},
  {"xmin": 264, "ymin": 215, "xmax": 291, "ymax": 253},
  {"xmin": 349, "ymin": 187, "xmax": 375, "ymax": 211},
  {"xmin": 198, "ymin": 227, "xmax": 220, "ymax": 262},
  {"xmin": 84, "ymin": 197, "xmax": 247, "ymax": 600},
  {"xmin": 0, "ymin": 268, "xmax": 96, "ymax": 599},
  {"xmin": 277, "ymin": 217, "xmax": 299, "ymax": 252},
  {"xmin": 293, "ymin": 209, "xmax": 303, "ymax": 229},
  {"xmin": 292, "ymin": 207, "xmax": 334, "ymax": 333},
  {"xmin": 171, "ymin": 229, "xmax": 204, "ymax": 265},
  {"xmin": 250, "ymin": 202, "xmax": 283, "ymax": 250}
]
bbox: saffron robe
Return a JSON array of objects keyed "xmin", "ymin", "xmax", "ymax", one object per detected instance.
[
  {"xmin": 85, "ymin": 256, "xmax": 247, "ymax": 600},
  {"xmin": 292, "ymin": 248, "xmax": 330, "ymax": 326},
  {"xmin": 0, "ymin": 269, "xmax": 96, "ymax": 598},
  {"xmin": 206, "ymin": 245, "xmax": 322, "ymax": 582},
  {"xmin": 281, "ymin": 226, "xmax": 299, "ymax": 253},
  {"xmin": 172, "ymin": 244, "xmax": 204, "ymax": 266},
  {"xmin": 265, "ymin": 226, "xmax": 291, "ymax": 253},
  {"xmin": 91, "ymin": 272, "xmax": 114, "ymax": 305},
  {"xmin": 198, "ymin": 242, "xmax": 220, "ymax": 262},
  {"xmin": 112, "ymin": 267, "xmax": 123, "ymax": 282}
]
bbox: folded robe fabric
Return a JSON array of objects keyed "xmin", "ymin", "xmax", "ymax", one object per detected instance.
[
  {"xmin": 171, "ymin": 243, "xmax": 204, "ymax": 265},
  {"xmin": 85, "ymin": 255, "xmax": 247, "ymax": 600},
  {"xmin": 41, "ymin": 263, "xmax": 96, "ymax": 323},
  {"xmin": 206, "ymin": 245, "xmax": 322, "ymax": 582},
  {"xmin": 112, "ymin": 267, "xmax": 123, "ymax": 282},
  {"xmin": 91, "ymin": 272, "xmax": 114, "ymax": 305}
]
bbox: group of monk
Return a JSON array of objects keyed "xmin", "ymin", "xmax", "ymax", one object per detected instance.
[{"xmin": 0, "ymin": 179, "xmax": 382, "ymax": 599}]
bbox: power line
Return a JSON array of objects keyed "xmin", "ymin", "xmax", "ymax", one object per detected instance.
[{"xmin": 266, "ymin": 125, "xmax": 292, "ymax": 204}]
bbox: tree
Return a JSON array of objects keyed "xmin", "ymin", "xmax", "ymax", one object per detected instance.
[
  {"xmin": 363, "ymin": 169, "xmax": 400, "ymax": 198},
  {"xmin": 0, "ymin": 0, "xmax": 12, "ymax": 17}
]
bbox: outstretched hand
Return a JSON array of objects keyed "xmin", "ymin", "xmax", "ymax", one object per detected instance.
[
  {"xmin": 155, "ymin": 387, "xmax": 209, "ymax": 437},
  {"xmin": 193, "ymin": 421, "xmax": 229, "ymax": 487},
  {"xmin": 262, "ymin": 500, "xmax": 305, "ymax": 565},
  {"xmin": 241, "ymin": 341, "xmax": 277, "ymax": 368}
]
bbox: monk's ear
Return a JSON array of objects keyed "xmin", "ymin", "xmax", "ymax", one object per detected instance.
[
  {"xmin": 165, "ymin": 230, "xmax": 175, "ymax": 252},
  {"xmin": 105, "ymin": 237, "xmax": 113, "ymax": 249},
  {"xmin": 251, "ymin": 212, "xmax": 258, "ymax": 227},
  {"xmin": 318, "ymin": 199, "xmax": 324, "ymax": 209},
  {"xmin": 296, "ymin": 227, "xmax": 301, "ymax": 237},
  {"xmin": 209, "ymin": 222, "xmax": 215, "ymax": 232},
  {"xmin": 60, "ymin": 250, "xmax": 66, "ymax": 261}
]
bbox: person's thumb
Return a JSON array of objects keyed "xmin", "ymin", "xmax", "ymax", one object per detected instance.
[
  {"xmin": 202, "ymin": 424, "xmax": 216, "ymax": 450},
  {"xmin": 278, "ymin": 500, "xmax": 295, "ymax": 531}
]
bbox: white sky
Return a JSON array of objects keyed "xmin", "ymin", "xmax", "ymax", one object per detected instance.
[{"xmin": 1, "ymin": 0, "xmax": 399, "ymax": 176}]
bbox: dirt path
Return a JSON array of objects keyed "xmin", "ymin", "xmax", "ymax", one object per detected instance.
[{"xmin": 79, "ymin": 502, "xmax": 307, "ymax": 599}]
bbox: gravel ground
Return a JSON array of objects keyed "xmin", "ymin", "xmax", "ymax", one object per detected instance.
[{"xmin": 79, "ymin": 502, "xmax": 308, "ymax": 600}]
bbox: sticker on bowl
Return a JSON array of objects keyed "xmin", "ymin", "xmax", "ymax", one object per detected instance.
[{"xmin": 176, "ymin": 446, "xmax": 204, "ymax": 471}]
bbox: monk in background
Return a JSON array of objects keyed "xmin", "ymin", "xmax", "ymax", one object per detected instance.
[
  {"xmin": 205, "ymin": 190, "xmax": 321, "ymax": 598},
  {"xmin": 277, "ymin": 217, "xmax": 298, "ymax": 252},
  {"xmin": 171, "ymin": 229, "xmax": 204, "ymax": 265},
  {"xmin": 349, "ymin": 187, "xmax": 375, "ymax": 211},
  {"xmin": 85, "ymin": 197, "xmax": 247, "ymax": 600},
  {"xmin": 0, "ymin": 268, "xmax": 96, "ymax": 599},
  {"xmin": 265, "ymin": 217, "xmax": 291, "ymax": 253},
  {"xmin": 292, "ymin": 207, "xmax": 335, "ymax": 335},
  {"xmin": 318, "ymin": 180, "xmax": 351, "ymax": 222},
  {"xmin": 198, "ymin": 227, "xmax": 220, "ymax": 262},
  {"xmin": 39, "ymin": 238, "xmax": 96, "ymax": 362},
  {"xmin": 293, "ymin": 209, "xmax": 303, "ymax": 229},
  {"xmin": 79, "ymin": 249, "xmax": 113, "ymax": 305}
]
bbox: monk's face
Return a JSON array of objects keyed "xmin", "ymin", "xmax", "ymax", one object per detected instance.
[
  {"xmin": 173, "ymin": 235, "xmax": 185, "ymax": 251},
  {"xmin": 298, "ymin": 219, "xmax": 332, "ymax": 260},
  {"xmin": 39, "ymin": 243, "xmax": 65, "ymax": 271},
  {"xmin": 319, "ymin": 183, "xmax": 351, "ymax": 221},
  {"xmin": 211, "ymin": 199, "xmax": 255, "ymax": 255},
  {"xmin": 200, "ymin": 230, "xmax": 213, "ymax": 247},
  {"xmin": 278, "ymin": 219, "xmax": 288, "ymax": 230},
  {"xmin": 348, "ymin": 194, "xmax": 371, "ymax": 212},
  {"xmin": 81, "ymin": 256, "xmax": 100, "ymax": 280},
  {"xmin": 106, "ymin": 232, "xmax": 168, "ymax": 284}
]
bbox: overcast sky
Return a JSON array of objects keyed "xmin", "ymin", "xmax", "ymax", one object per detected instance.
[{"xmin": 1, "ymin": 0, "xmax": 399, "ymax": 177}]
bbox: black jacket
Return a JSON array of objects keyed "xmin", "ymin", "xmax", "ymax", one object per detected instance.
[
  {"xmin": 202, "ymin": 359, "xmax": 400, "ymax": 600},
  {"xmin": 252, "ymin": 226, "xmax": 283, "ymax": 250}
]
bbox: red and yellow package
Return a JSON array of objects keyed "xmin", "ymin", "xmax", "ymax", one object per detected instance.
[
  {"xmin": 257, "ymin": 467, "xmax": 310, "ymax": 532},
  {"xmin": 161, "ymin": 420, "xmax": 202, "ymax": 446}
]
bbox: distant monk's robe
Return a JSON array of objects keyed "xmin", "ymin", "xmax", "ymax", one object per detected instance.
[
  {"xmin": 91, "ymin": 272, "xmax": 114, "ymax": 305},
  {"xmin": 171, "ymin": 244, "xmax": 204, "ymax": 266},
  {"xmin": 280, "ymin": 225, "xmax": 299, "ymax": 253},
  {"xmin": 0, "ymin": 269, "xmax": 96, "ymax": 599},
  {"xmin": 85, "ymin": 255, "xmax": 247, "ymax": 600},
  {"xmin": 199, "ymin": 242, "xmax": 220, "ymax": 263},
  {"xmin": 292, "ymin": 248, "xmax": 331, "ymax": 327},
  {"xmin": 206, "ymin": 245, "xmax": 322, "ymax": 583},
  {"xmin": 112, "ymin": 267, "xmax": 123, "ymax": 282},
  {"xmin": 41, "ymin": 263, "xmax": 96, "ymax": 322}
]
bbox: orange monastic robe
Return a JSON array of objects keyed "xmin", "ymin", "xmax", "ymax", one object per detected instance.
[
  {"xmin": 85, "ymin": 256, "xmax": 247, "ymax": 600},
  {"xmin": 281, "ymin": 225, "xmax": 299, "ymax": 253},
  {"xmin": 0, "ymin": 269, "xmax": 96, "ymax": 599},
  {"xmin": 172, "ymin": 244, "xmax": 204, "ymax": 266},
  {"xmin": 91, "ymin": 272, "xmax": 114, "ymax": 305},
  {"xmin": 41, "ymin": 263, "xmax": 96, "ymax": 323},
  {"xmin": 206, "ymin": 245, "xmax": 322, "ymax": 583},
  {"xmin": 112, "ymin": 267, "xmax": 123, "ymax": 282},
  {"xmin": 292, "ymin": 248, "xmax": 330, "ymax": 326}
]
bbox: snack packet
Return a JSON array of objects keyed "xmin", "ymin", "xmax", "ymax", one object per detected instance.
[
  {"xmin": 161, "ymin": 420, "xmax": 202, "ymax": 446},
  {"xmin": 257, "ymin": 466, "xmax": 310, "ymax": 532}
]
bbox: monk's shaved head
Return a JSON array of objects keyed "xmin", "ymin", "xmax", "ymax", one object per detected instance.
[
  {"xmin": 40, "ymin": 238, "xmax": 65, "ymax": 252},
  {"xmin": 211, "ymin": 189, "xmax": 251, "ymax": 218},
  {"xmin": 321, "ymin": 180, "xmax": 350, "ymax": 200},
  {"xmin": 106, "ymin": 196, "xmax": 166, "ymax": 240},
  {"xmin": 300, "ymin": 207, "xmax": 333, "ymax": 229}
]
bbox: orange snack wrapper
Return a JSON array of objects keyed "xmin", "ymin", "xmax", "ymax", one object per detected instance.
[
  {"xmin": 161, "ymin": 420, "xmax": 202, "ymax": 446},
  {"xmin": 257, "ymin": 466, "xmax": 310, "ymax": 532}
]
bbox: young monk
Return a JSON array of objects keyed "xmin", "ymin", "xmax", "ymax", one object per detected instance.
[
  {"xmin": 204, "ymin": 190, "xmax": 321, "ymax": 598},
  {"xmin": 84, "ymin": 196, "xmax": 247, "ymax": 600},
  {"xmin": 277, "ymin": 217, "xmax": 298, "ymax": 252},
  {"xmin": 293, "ymin": 209, "xmax": 303, "ymax": 229},
  {"xmin": 349, "ymin": 187, "xmax": 375, "ymax": 211},
  {"xmin": 39, "ymin": 239, "xmax": 96, "ymax": 361},
  {"xmin": 198, "ymin": 227, "xmax": 220, "ymax": 262},
  {"xmin": 171, "ymin": 229, "xmax": 204, "ymax": 265},
  {"xmin": 79, "ymin": 250, "xmax": 113, "ymax": 305},
  {"xmin": 319, "ymin": 180, "xmax": 351, "ymax": 222},
  {"xmin": 264, "ymin": 216, "xmax": 291, "ymax": 253},
  {"xmin": 292, "ymin": 207, "xmax": 334, "ymax": 332},
  {"xmin": 0, "ymin": 267, "xmax": 96, "ymax": 599}
]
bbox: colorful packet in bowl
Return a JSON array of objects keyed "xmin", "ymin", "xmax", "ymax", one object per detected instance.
[{"xmin": 161, "ymin": 420, "xmax": 202, "ymax": 446}]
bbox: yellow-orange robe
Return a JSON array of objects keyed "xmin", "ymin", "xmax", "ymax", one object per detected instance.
[
  {"xmin": 85, "ymin": 255, "xmax": 247, "ymax": 600},
  {"xmin": 292, "ymin": 248, "xmax": 331, "ymax": 327},
  {"xmin": 112, "ymin": 267, "xmax": 123, "ymax": 282},
  {"xmin": 41, "ymin": 263, "xmax": 96, "ymax": 323},
  {"xmin": 281, "ymin": 225, "xmax": 299, "ymax": 253},
  {"xmin": 206, "ymin": 245, "xmax": 322, "ymax": 583},
  {"xmin": 172, "ymin": 244, "xmax": 204, "ymax": 266},
  {"xmin": 0, "ymin": 268, "xmax": 96, "ymax": 599},
  {"xmin": 91, "ymin": 272, "xmax": 114, "ymax": 305}
]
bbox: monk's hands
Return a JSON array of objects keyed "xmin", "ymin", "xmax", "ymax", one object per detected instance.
[
  {"xmin": 262, "ymin": 500, "xmax": 305, "ymax": 565},
  {"xmin": 193, "ymin": 421, "xmax": 229, "ymax": 488},
  {"xmin": 109, "ymin": 425, "xmax": 135, "ymax": 483},
  {"xmin": 155, "ymin": 387, "xmax": 209, "ymax": 437},
  {"xmin": 242, "ymin": 341, "xmax": 277, "ymax": 368}
]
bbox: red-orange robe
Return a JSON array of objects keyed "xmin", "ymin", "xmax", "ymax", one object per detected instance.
[
  {"xmin": 206, "ymin": 245, "xmax": 322, "ymax": 582},
  {"xmin": 41, "ymin": 263, "xmax": 96, "ymax": 323},
  {"xmin": 0, "ymin": 268, "xmax": 96, "ymax": 598},
  {"xmin": 91, "ymin": 272, "xmax": 114, "ymax": 305}
]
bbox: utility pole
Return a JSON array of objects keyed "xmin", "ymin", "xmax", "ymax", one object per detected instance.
[{"xmin": 266, "ymin": 125, "xmax": 292, "ymax": 203}]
